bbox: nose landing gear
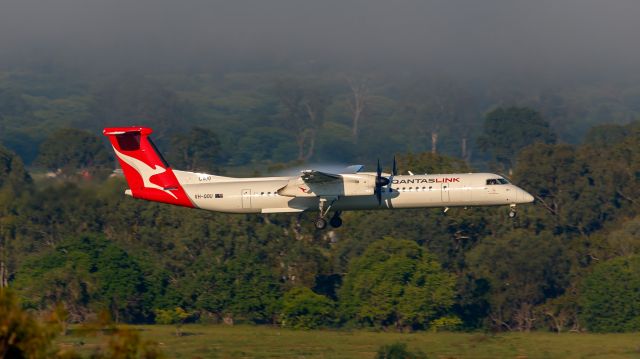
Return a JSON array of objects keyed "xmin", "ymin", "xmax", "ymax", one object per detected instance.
[
  {"xmin": 314, "ymin": 217, "xmax": 328, "ymax": 230},
  {"xmin": 509, "ymin": 204, "xmax": 517, "ymax": 218}
]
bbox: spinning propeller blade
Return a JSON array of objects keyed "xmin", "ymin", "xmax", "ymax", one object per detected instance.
[{"xmin": 374, "ymin": 158, "xmax": 390, "ymax": 206}]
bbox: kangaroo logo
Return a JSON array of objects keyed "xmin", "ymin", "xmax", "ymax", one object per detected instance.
[{"xmin": 112, "ymin": 146, "xmax": 177, "ymax": 199}]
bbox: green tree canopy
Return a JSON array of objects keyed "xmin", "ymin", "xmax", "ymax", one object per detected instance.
[
  {"xmin": 34, "ymin": 128, "xmax": 112, "ymax": 177},
  {"xmin": 281, "ymin": 287, "xmax": 335, "ymax": 329},
  {"xmin": 0, "ymin": 289, "xmax": 59, "ymax": 358},
  {"xmin": 580, "ymin": 255, "xmax": 640, "ymax": 332},
  {"xmin": 183, "ymin": 255, "xmax": 282, "ymax": 324},
  {"xmin": 165, "ymin": 127, "xmax": 223, "ymax": 172},
  {"xmin": 339, "ymin": 237, "xmax": 456, "ymax": 331},
  {"xmin": 0, "ymin": 144, "xmax": 31, "ymax": 191},
  {"xmin": 396, "ymin": 152, "xmax": 471, "ymax": 175},
  {"xmin": 466, "ymin": 230, "xmax": 569, "ymax": 332},
  {"xmin": 13, "ymin": 235, "xmax": 149, "ymax": 323},
  {"xmin": 478, "ymin": 107, "xmax": 556, "ymax": 172}
]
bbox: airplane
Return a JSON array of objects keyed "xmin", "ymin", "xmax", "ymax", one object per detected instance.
[{"xmin": 103, "ymin": 126, "xmax": 535, "ymax": 229}]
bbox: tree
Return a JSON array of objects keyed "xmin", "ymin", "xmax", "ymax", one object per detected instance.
[
  {"xmin": 346, "ymin": 76, "xmax": 370, "ymax": 142},
  {"xmin": 165, "ymin": 127, "xmax": 223, "ymax": 172},
  {"xmin": 154, "ymin": 307, "xmax": 192, "ymax": 336},
  {"xmin": 394, "ymin": 79, "xmax": 479, "ymax": 159},
  {"xmin": 281, "ymin": 287, "xmax": 335, "ymax": 329},
  {"xmin": 478, "ymin": 107, "xmax": 556, "ymax": 172},
  {"xmin": 396, "ymin": 152, "xmax": 470, "ymax": 175},
  {"xmin": 580, "ymin": 255, "xmax": 640, "ymax": 332},
  {"xmin": 605, "ymin": 217, "xmax": 640, "ymax": 257},
  {"xmin": 339, "ymin": 237, "xmax": 456, "ymax": 331},
  {"xmin": 512, "ymin": 143, "xmax": 582, "ymax": 224},
  {"xmin": 0, "ymin": 145, "xmax": 31, "ymax": 288},
  {"xmin": 13, "ymin": 235, "xmax": 149, "ymax": 323},
  {"xmin": 375, "ymin": 342, "xmax": 427, "ymax": 359},
  {"xmin": 466, "ymin": 230, "xmax": 569, "ymax": 332},
  {"xmin": 185, "ymin": 255, "xmax": 282, "ymax": 324},
  {"xmin": 0, "ymin": 144, "xmax": 31, "ymax": 191},
  {"xmin": 0, "ymin": 289, "xmax": 58, "ymax": 358},
  {"xmin": 275, "ymin": 79, "xmax": 330, "ymax": 162},
  {"xmin": 90, "ymin": 76, "xmax": 194, "ymax": 142},
  {"xmin": 93, "ymin": 326, "xmax": 165, "ymax": 359},
  {"xmin": 583, "ymin": 123, "xmax": 629, "ymax": 148},
  {"xmin": 34, "ymin": 128, "xmax": 112, "ymax": 178}
]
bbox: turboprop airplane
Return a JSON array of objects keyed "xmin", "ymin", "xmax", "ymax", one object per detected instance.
[{"xmin": 103, "ymin": 126, "xmax": 534, "ymax": 229}]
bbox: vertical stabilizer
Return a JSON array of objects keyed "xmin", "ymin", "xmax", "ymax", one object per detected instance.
[{"xmin": 103, "ymin": 127, "xmax": 194, "ymax": 208}]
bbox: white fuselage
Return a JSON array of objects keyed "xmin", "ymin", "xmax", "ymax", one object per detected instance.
[{"xmin": 171, "ymin": 171, "xmax": 534, "ymax": 214}]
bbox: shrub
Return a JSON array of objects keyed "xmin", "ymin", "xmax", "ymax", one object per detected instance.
[
  {"xmin": 281, "ymin": 287, "xmax": 335, "ymax": 329},
  {"xmin": 375, "ymin": 342, "xmax": 427, "ymax": 359},
  {"xmin": 580, "ymin": 255, "xmax": 640, "ymax": 332}
]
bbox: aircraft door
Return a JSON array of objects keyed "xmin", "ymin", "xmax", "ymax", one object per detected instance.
[
  {"xmin": 241, "ymin": 189, "xmax": 251, "ymax": 209},
  {"xmin": 441, "ymin": 184, "xmax": 450, "ymax": 202}
]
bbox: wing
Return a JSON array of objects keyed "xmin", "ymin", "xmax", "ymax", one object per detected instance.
[
  {"xmin": 301, "ymin": 170, "xmax": 342, "ymax": 184},
  {"xmin": 344, "ymin": 165, "xmax": 364, "ymax": 173}
]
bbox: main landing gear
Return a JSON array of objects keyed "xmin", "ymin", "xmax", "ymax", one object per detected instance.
[
  {"xmin": 314, "ymin": 198, "xmax": 342, "ymax": 230},
  {"xmin": 329, "ymin": 211, "xmax": 343, "ymax": 228}
]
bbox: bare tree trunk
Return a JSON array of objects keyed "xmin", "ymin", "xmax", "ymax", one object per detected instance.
[
  {"xmin": 431, "ymin": 132, "xmax": 438, "ymax": 154},
  {"xmin": 0, "ymin": 259, "xmax": 6, "ymax": 288},
  {"xmin": 0, "ymin": 235, "xmax": 6, "ymax": 288},
  {"xmin": 461, "ymin": 137, "xmax": 467, "ymax": 160},
  {"xmin": 303, "ymin": 130, "xmax": 316, "ymax": 161},
  {"xmin": 296, "ymin": 133, "xmax": 306, "ymax": 161},
  {"xmin": 347, "ymin": 77, "xmax": 369, "ymax": 142},
  {"xmin": 302, "ymin": 103, "xmax": 320, "ymax": 161}
]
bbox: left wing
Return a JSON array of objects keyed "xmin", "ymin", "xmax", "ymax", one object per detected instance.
[
  {"xmin": 278, "ymin": 166, "xmax": 373, "ymax": 197},
  {"xmin": 301, "ymin": 170, "xmax": 342, "ymax": 184}
]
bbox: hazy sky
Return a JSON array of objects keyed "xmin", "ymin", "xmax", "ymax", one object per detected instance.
[{"xmin": 2, "ymin": 0, "xmax": 640, "ymax": 81}]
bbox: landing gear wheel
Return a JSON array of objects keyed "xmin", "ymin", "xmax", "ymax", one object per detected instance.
[
  {"xmin": 329, "ymin": 216, "xmax": 343, "ymax": 228},
  {"xmin": 509, "ymin": 210, "xmax": 517, "ymax": 218},
  {"xmin": 314, "ymin": 218, "xmax": 328, "ymax": 230}
]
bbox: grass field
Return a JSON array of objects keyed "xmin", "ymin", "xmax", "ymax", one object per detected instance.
[{"xmin": 57, "ymin": 324, "xmax": 640, "ymax": 358}]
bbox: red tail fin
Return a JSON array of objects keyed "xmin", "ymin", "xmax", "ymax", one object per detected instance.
[{"xmin": 103, "ymin": 127, "xmax": 193, "ymax": 207}]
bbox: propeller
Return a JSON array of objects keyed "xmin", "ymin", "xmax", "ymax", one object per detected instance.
[
  {"xmin": 374, "ymin": 158, "xmax": 390, "ymax": 205},
  {"xmin": 387, "ymin": 156, "xmax": 397, "ymax": 195}
]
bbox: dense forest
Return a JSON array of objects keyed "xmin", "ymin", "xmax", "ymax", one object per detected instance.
[{"xmin": 1, "ymin": 67, "xmax": 640, "ymax": 335}]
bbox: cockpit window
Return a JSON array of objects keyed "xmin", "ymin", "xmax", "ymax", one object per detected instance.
[{"xmin": 486, "ymin": 178, "xmax": 510, "ymax": 185}]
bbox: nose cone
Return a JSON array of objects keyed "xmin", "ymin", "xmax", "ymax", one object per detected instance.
[{"xmin": 519, "ymin": 189, "xmax": 534, "ymax": 203}]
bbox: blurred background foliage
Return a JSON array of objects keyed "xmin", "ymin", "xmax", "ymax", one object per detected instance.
[{"xmin": 1, "ymin": 67, "xmax": 640, "ymax": 336}]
